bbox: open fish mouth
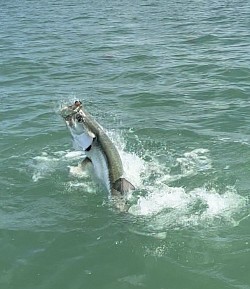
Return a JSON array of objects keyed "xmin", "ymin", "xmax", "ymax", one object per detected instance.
[{"xmin": 60, "ymin": 101, "xmax": 83, "ymax": 127}]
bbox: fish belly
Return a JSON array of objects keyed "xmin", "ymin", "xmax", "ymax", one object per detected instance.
[{"xmin": 87, "ymin": 145, "xmax": 111, "ymax": 193}]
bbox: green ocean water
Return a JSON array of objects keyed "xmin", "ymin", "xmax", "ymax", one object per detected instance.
[{"xmin": 1, "ymin": 0, "xmax": 250, "ymax": 288}]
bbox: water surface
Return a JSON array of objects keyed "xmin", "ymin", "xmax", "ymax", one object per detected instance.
[{"xmin": 1, "ymin": 0, "xmax": 250, "ymax": 288}]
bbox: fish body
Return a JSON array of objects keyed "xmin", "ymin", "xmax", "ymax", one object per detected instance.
[{"xmin": 61, "ymin": 101, "xmax": 135, "ymax": 208}]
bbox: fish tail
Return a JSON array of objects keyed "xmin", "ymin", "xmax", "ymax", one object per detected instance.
[{"xmin": 113, "ymin": 178, "xmax": 135, "ymax": 195}]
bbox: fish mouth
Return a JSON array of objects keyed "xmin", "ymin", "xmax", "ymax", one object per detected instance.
[
  {"xmin": 60, "ymin": 101, "xmax": 85, "ymax": 129},
  {"xmin": 60, "ymin": 101, "xmax": 82, "ymax": 122},
  {"xmin": 60, "ymin": 101, "xmax": 95, "ymax": 151}
]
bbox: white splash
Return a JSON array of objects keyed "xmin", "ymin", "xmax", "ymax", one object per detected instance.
[
  {"xmin": 176, "ymin": 148, "xmax": 212, "ymax": 177},
  {"xmin": 30, "ymin": 122, "xmax": 247, "ymax": 232},
  {"xmin": 31, "ymin": 150, "xmax": 85, "ymax": 182},
  {"xmin": 126, "ymin": 148, "xmax": 247, "ymax": 231},
  {"xmin": 120, "ymin": 150, "xmax": 145, "ymax": 188},
  {"xmin": 106, "ymin": 133, "xmax": 247, "ymax": 229},
  {"xmin": 128, "ymin": 185, "xmax": 246, "ymax": 227},
  {"xmin": 31, "ymin": 152, "xmax": 60, "ymax": 182}
]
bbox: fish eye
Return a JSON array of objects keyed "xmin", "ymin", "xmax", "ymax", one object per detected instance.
[{"xmin": 76, "ymin": 113, "xmax": 83, "ymax": 122}]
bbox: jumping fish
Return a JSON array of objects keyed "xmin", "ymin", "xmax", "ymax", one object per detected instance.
[{"xmin": 60, "ymin": 101, "xmax": 135, "ymax": 210}]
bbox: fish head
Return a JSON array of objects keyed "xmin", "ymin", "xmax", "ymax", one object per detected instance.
[{"xmin": 60, "ymin": 101, "xmax": 95, "ymax": 151}]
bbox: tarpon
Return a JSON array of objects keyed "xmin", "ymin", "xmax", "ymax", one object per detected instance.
[{"xmin": 60, "ymin": 101, "xmax": 135, "ymax": 209}]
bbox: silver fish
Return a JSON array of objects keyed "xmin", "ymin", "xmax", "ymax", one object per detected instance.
[{"xmin": 60, "ymin": 101, "xmax": 135, "ymax": 210}]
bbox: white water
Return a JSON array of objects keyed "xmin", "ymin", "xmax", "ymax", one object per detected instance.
[{"xmin": 30, "ymin": 128, "xmax": 248, "ymax": 233}]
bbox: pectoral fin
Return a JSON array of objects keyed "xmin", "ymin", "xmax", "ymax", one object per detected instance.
[
  {"xmin": 81, "ymin": 157, "xmax": 92, "ymax": 169},
  {"xmin": 113, "ymin": 178, "xmax": 135, "ymax": 195}
]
